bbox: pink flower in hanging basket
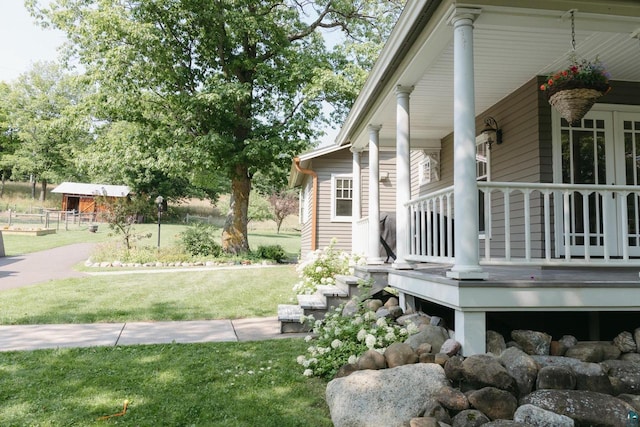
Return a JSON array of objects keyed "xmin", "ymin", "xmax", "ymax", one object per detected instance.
[{"xmin": 540, "ymin": 55, "xmax": 611, "ymax": 98}]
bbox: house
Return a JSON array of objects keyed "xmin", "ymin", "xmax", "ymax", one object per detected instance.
[
  {"xmin": 51, "ymin": 182, "xmax": 130, "ymax": 219},
  {"xmin": 290, "ymin": 0, "xmax": 640, "ymax": 355}
]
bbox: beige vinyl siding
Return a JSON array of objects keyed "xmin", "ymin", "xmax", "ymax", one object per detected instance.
[
  {"xmin": 360, "ymin": 150, "xmax": 397, "ymax": 217},
  {"xmin": 313, "ymin": 150, "xmax": 354, "ymax": 253},
  {"xmin": 482, "ymin": 78, "xmax": 547, "ymax": 259}
]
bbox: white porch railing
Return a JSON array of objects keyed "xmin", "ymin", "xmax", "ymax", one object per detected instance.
[
  {"xmin": 401, "ymin": 182, "xmax": 640, "ymax": 266},
  {"xmin": 354, "ymin": 217, "xmax": 369, "ymax": 255}
]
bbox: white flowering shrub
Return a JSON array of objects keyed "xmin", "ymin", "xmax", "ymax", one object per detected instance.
[
  {"xmin": 296, "ymin": 303, "xmax": 417, "ymax": 379},
  {"xmin": 293, "ymin": 239, "xmax": 365, "ymax": 295}
]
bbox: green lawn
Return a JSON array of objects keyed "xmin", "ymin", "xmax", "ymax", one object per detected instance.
[
  {"xmin": 0, "ymin": 266, "xmax": 299, "ymax": 325},
  {"xmin": 0, "ymin": 226, "xmax": 326, "ymax": 426},
  {"xmin": 0, "ymin": 340, "xmax": 331, "ymax": 426},
  {"xmin": 2, "ymin": 223, "xmax": 301, "ymax": 258}
]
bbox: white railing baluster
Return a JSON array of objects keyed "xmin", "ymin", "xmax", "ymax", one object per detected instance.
[
  {"xmin": 439, "ymin": 195, "xmax": 445, "ymax": 257},
  {"xmin": 544, "ymin": 191, "xmax": 551, "ymax": 261},
  {"xmin": 621, "ymin": 191, "xmax": 629, "ymax": 260},
  {"xmin": 603, "ymin": 191, "xmax": 610, "ymax": 260},
  {"xmin": 484, "ymin": 188, "xmax": 491, "ymax": 259},
  {"xmin": 563, "ymin": 190, "xmax": 571, "ymax": 260},
  {"xmin": 582, "ymin": 190, "xmax": 590, "ymax": 260},
  {"xmin": 524, "ymin": 189, "xmax": 531, "ymax": 261}
]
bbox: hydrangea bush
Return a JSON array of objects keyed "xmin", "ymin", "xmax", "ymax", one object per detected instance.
[
  {"xmin": 296, "ymin": 297, "xmax": 419, "ymax": 379},
  {"xmin": 293, "ymin": 239, "xmax": 365, "ymax": 295}
]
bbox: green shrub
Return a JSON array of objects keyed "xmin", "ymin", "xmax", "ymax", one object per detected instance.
[
  {"xmin": 255, "ymin": 244, "xmax": 287, "ymax": 263},
  {"xmin": 180, "ymin": 223, "xmax": 222, "ymax": 257},
  {"xmin": 296, "ymin": 290, "xmax": 418, "ymax": 379}
]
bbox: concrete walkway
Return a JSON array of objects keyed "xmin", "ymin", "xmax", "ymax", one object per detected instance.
[
  {"xmin": 0, "ymin": 243, "xmax": 306, "ymax": 352},
  {"xmin": 0, "ymin": 317, "xmax": 305, "ymax": 352}
]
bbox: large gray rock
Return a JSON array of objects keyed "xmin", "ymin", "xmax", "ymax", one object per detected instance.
[
  {"xmin": 514, "ymin": 404, "xmax": 574, "ymax": 427},
  {"xmin": 435, "ymin": 385, "xmax": 469, "ymax": 411},
  {"xmin": 326, "ymin": 363, "xmax": 448, "ymax": 427},
  {"xmin": 499, "ymin": 347, "xmax": 538, "ymax": 396},
  {"xmin": 536, "ymin": 365, "xmax": 576, "ymax": 390},
  {"xmin": 385, "ymin": 342, "xmax": 418, "ymax": 368},
  {"xmin": 635, "ymin": 327, "xmax": 640, "ymax": 353},
  {"xmin": 613, "ymin": 331, "xmax": 637, "ymax": 353},
  {"xmin": 405, "ymin": 324, "xmax": 449, "ymax": 353},
  {"xmin": 443, "ymin": 355, "xmax": 465, "ymax": 382},
  {"xmin": 357, "ymin": 349, "xmax": 387, "ymax": 370},
  {"xmin": 565, "ymin": 341, "xmax": 621, "ymax": 363},
  {"xmin": 601, "ymin": 359, "xmax": 640, "ymax": 395},
  {"xmin": 618, "ymin": 394, "xmax": 640, "ymax": 412},
  {"xmin": 532, "ymin": 355, "xmax": 613, "ymax": 394},
  {"xmin": 486, "ymin": 330, "xmax": 507, "ymax": 356},
  {"xmin": 521, "ymin": 389, "xmax": 635, "ymax": 427},
  {"xmin": 451, "ymin": 409, "xmax": 490, "ymax": 427},
  {"xmin": 467, "ymin": 387, "xmax": 518, "ymax": 420},
  {"xmin": 462, "ymin": 353, "xmax": 515, "ymax": 390},
  {"xmin": 511, "ymin": 329, "xmax": 551, "ymax": 355}
]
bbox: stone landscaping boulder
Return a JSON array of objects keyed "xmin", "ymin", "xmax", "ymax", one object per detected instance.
[
  {"xmin": 536, "ymin": 365, "xmax": 576, "ymax": 390},
  {"xmin": 385, "ymin": 342, "xmax": 418, "ymax": 368},
  {"xmin": 601, "ymin": 359, "xmax": 640, "ymax": 395},
  {"xmin": 532, "ymin": 355, "xmax": 613, "ymax": 394},
  {"xmin": 440, "ymin": 339, "xmax": 461, "ymax": 356},
  {"xmin": 405, "ymin": 324, "xmax": 449, "ymax": 353},
  {"xmin": 511, "ymin": 330, "xmax": 551, "ymax": 355},
  {"xmin": 613, "ymin": 331, "xmax": 637, "ymax": 353},
  {"xmin": 462, "ymin": 353, "xmax": 516, "ymax": 390},
  {"xmin": 467, "ymin": 386, "xmax": 518, "ymax": 420},
  {"xmin": 513, "ymin": 403, "xmax": 574, "ymax": 426},
  {"xmin": 450, "ymin": 409, "xmax": 490, "ymax": 427},
  {"xmin": 635, "ymin": 327, "xmax": 640, "ymax": 353},
  {"xmin": 435, "ymin": 385, "xmax": 469, "ymax": 411},
  {"xmin": 565, "ymin": 341, "xmax": 621, "ymax": 363},
  {"xmin": 326, "ymin": 363, "xmax": 448, "ymax": 427},
  {"xmin": 521, "ymin": 389, "xmax": 635, "ymax": 427},
  {"xmin": 617, "ymin": 393, "xmax": 640, "ymax": 412},
  {"xmin": 357, "ymin": 349, "xmax": 387, "ymax": 370},
  {"xmin": 443, "ymin": 355, "xmax": 465, "ymax": 382},
  {"xmin": 420, "ymin": 401, "xmax": 451, "ymax": 425},
  {"xmin": 499, "ymin": 347, "xmax": 538, "ymax": 396},
  {"xmin": 486, "ymin": 330, "xmax": 507, "ymax": 355}
]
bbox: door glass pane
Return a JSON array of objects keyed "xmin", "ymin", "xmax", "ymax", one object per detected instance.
[
  {"xmin": 561, "ymin": 122, "xmax": 604, "ymax": 246},
  {"xmin": 624, "ymin": 120, "xmax": 640, "ymax": 247}
]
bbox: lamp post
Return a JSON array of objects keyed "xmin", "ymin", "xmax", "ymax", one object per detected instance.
[{"xmin": 155, "ymin": 195, "xmax": 164, "ymax": 249}]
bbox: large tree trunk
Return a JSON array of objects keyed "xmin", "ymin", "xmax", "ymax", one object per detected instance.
[
  {"xmin": 222, "ymin": 164, "xmax": 251, "ymax": 254},
  {"xmin": 39, "ymin": 179, "xmax": 47, "ymax": 202}
]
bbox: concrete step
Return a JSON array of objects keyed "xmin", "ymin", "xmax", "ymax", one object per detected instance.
[
  {"xmin": 277, "ymin": 304, "xmax": 311, "ymax": 333},
  {"xmin": 335, "ymin": 274, "xmax": 361, "ymax": 297},
  {"xmin": 317, "ymin": 284, "xmax": 351, "ymax": 311}
]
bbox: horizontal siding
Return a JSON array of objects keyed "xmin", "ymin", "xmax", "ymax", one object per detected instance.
[
  {"xmin": 314, "ymin": 150, "xmax": 354, "ymax": 252},
  {"xmin": 361, "ymin": 150, "xmax": 397, "ymax": 216}
]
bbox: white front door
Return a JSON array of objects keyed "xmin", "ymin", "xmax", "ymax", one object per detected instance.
[{"xmin": 556, "ymin": 108, "xmax": 640, "ymax": 258}]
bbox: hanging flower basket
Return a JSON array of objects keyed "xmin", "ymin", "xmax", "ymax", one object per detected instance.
[{"xmin": 540, "ymin": 56, "xmax": 611, "ymax": 126}]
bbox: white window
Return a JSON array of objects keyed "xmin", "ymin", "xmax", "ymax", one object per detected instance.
[
  {"xmin": 299, "ymin": 181, "xmax": 311, "ymax": 224},
  {"xmin": 475, "ymin": 137, "xmax": 491, "ymax": 236},
  {"xmin": 331, "ymin": 174, "xmax": 353, "ymax": 221},
  {"xmin": 419, "ymin": 150, "xmax": 440, "ymax": 185}
]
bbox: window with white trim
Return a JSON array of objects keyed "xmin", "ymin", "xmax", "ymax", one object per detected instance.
[
  {"xmin": 476, "ymin": 137, "xmax": 491, "ymax": 235},
  {"xmin": 331, "ymin": 174, "xmax": 353, "ymax": 221},
  {"xmin": 300, "ymin": 181, "xmax": 311, "ymax": 224}
]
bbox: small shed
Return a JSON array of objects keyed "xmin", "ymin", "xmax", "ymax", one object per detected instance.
[{"xmin": 51, "ymin": 182, "xmax": 130, "ymax": 216}]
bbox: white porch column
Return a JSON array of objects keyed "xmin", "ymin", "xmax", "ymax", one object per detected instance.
[
  {"xmin": 446, "ymin": 10, "xmax": 487, "ymax": 280},
  {"xmin": 455, "ymin": 310, "xmax": 486, "ymax": 356},
  {"xmin": 368, "ymin": 125, "xmax": 384, "ymax": 264},
  {"xmin": 351, "ymin": 149, "xmax": 361, "ymax": 252},
  {"xmin": 393, "ymin": 85, "xmax": 413, "ymax": 270}
]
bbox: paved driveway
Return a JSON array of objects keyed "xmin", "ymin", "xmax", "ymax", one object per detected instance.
[{"xmin": 0, "ymin": 242, "xmax": 94, "ymax": 291}]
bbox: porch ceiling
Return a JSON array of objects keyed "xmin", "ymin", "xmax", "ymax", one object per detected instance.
[{"xmin": 341, "ymin": 1, "xmax": 640, "ymax": 150}]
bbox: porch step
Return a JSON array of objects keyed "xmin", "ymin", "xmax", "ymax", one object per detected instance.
[
  {"xmin": 277, "ymin": 304, "xmax": 311, "ymax": 333},
  {"xmin": 335, "ymin": 274, "xmax": 361, "ymax": 297},
  {"xmin": 297, "ymin": 294, "xmax": 327, "ymax": 311},
  {"xmin": 317, "ymin": 284, "xmax": 351, "ymax": 311}
]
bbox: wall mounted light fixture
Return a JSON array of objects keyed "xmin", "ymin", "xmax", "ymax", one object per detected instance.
[{"xmin": 480, "ymin": 116, "xmax": 502, "ymax": 149}]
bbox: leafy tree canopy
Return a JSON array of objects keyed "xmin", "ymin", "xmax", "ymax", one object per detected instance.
[{"xmin": 28, "ymin": 0, "xmax": 404, "ymax": 252}]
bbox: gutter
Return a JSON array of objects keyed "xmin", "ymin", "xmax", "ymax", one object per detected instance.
[{"xmin": 293, "ymin": 157, "xmax": 318, "ymax": 251}]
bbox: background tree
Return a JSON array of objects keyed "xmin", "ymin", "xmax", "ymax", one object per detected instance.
[
  {"xmin": 0, "ymin": 82, "xmax": 20, "ymax": 197},
  {"xmin": 3, "ymin": 62, "xmax": 91, "ymax": 201},
  {"xmin": 268, "ymin": 190, "xmax": 299, "ymax": 234},
  {"xmin": 30, "ymin": 0, "xmax": 403, "ymax": 253}
]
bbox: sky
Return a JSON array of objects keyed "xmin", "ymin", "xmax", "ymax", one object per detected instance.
[{"xmin": 0, "ymin": 1, "xmax": 66, "ymax": 83}]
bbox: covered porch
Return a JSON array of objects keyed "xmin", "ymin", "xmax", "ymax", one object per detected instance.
[{"xmin": 338, "ymin": 1, "xmax": 640, "ymax": 355}]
